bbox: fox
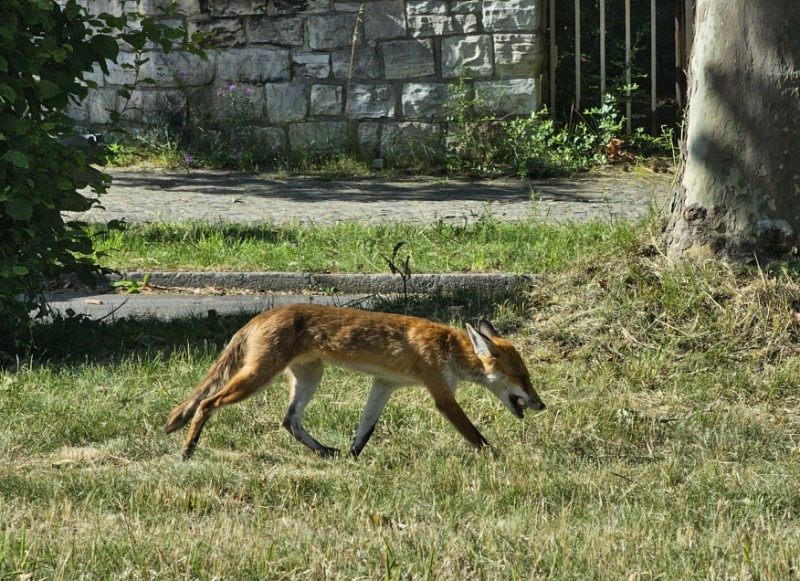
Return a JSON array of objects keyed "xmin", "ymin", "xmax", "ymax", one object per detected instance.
[{"xmin": 164, "ymin": 303, "xmax": 545, "ymax": 460}]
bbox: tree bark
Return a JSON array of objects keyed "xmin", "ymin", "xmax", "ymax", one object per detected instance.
[{"xmin": 666, "ymin": 0, "xmax": 800, "ymax": 261}]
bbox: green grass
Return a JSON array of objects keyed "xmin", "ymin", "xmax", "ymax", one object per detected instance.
[
  {"xmin": 91, "ymin": 216, "xmax": 644, "ymax": 274},
  {"xmin": 4, "ymin": 222, "xmax": 800, "ymax": 578}
]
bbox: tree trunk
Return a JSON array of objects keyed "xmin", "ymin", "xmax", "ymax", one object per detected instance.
[{"xmin": 666, "ymin": 0, "xmax": 800, "ymax": 261}]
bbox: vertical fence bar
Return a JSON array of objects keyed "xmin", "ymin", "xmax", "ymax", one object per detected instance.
[
  {"xmin": 651, "ymin": 0, "xmax": 657, "ymax": 134},
  {"xmin": 685, "ymin": 0, "xmax": 694, "ymax": 61},
  {"xmin": 675, "ymin": 0, "xmax": 683, "ymax": 107},
  {"xmin": 575, "ymin": 0, "xmax": 581, "ymax": 112},
  {"xmin": 550, "ymin": 0, "xmax": 556, "ymax": 116},
  {"xmin": 600, "ymin": 0, "xmax": 606, "ymax": 100},
  {"xmin": 625, "ymin": 0, "xmax": 631, "ymax": 133}
]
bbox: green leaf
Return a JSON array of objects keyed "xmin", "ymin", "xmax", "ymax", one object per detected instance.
[
  {"xmin": 4, "ymin": 198, "xmax": 34, "ymax": 220},
  {"xmin": 64, "ymin": 0, "xmax": 80, "ymax": 20},
  {"xmin": 90, "ymin": 34, "xmax": 119, "ymax": 60},
  {"xmin": 0, "ymin": 83, "xmax": 13, "ymax": 102},
  {"xmin": 36, "ymin": 79, "xmax": 62, "ymax": 99},
  {"xmin": 1, "ymin": 150, "xmax": 29, "ymax": 168},
  {"xmin": 122, "ymin": 31, "xmax": 148, "ymax": 52}
]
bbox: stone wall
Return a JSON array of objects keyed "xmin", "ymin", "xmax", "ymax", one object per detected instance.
[{"xmin": 70, "ymin": 0, "xmax": 545, "ymax": 160}]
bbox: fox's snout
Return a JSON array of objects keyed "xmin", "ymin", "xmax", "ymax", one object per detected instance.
[
  {"xmin": 518, "ymin": 393, "xmax": 546, "ymax": 413},
  {"xmin": 503, "ymin": 390, "xmax": 545, "ymax": 419},
  {"xmin": 529, "ymin": 398, "xmax": 546, "ymax": 411}
]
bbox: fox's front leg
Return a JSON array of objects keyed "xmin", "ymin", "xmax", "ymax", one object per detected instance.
[
  {"xmin": 283, "ymin": 360, "xmax": 340, "ymax": 458},
  {"xmin": 429, "ymin": 385, "xmax": 490, "ymax": 450},
  {"xmin": 349, "ymin": 378, "xmax": 400, "ymax": 458}
]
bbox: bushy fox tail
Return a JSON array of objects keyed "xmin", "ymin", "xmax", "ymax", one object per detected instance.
[{"xmin": 164, "ymin": 330, "xmax": 248, "ymax": 434}]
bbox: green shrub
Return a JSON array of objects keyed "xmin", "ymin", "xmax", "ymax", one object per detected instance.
[
  {"xmin": 445, "ymin": 81, "xmax": 627, "ymax": 178},
  {"xmin": 0, "ymin": 0, "xmax": 201, "ymax": 355}
]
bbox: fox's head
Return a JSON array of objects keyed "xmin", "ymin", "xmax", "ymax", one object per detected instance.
[{"xmin": 466, "ymin": 320, "xmax": 546, "ymax": 418}]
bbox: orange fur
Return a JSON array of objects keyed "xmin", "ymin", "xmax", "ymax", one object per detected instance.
[{"xmin": 165, "ymin": 304, "xmax": 545, "ymax": 459}]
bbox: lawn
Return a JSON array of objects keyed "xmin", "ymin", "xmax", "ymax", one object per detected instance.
[
  {"xmin": 91, "ymin": 216, "xmax": 643, "ymax": 275},
  {"xmin": 3, "ymin": 218, "xmax": 800, "ymax": 579}
]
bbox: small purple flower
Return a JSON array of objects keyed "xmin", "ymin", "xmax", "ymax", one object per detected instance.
[
  {"xmin": 184, "ymin": 155, "xmax": 193, "ymax": 164},
  {"xmin": 228, "ymin": 84, "xmax": 237, "ymax": 92},
  {"xmin": 216, "ymin": 90, "xmax": 223, "ymax": 97},
  {"xmin": 178, "ymin": 71, "xmax": 188, "ymax": 78},
  {"xmin": 245, "ymin": 87, "xmax": 252, "ymax": 95}
]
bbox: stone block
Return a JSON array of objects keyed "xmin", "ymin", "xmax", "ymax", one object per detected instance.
[
  {"xmin": 347, "ymin": 84, "xmax": 396, "ymax": 119},
  {"xmin": 288, "ymin": 121, "xmax": 350, "ymax": 151},
  {"xmin": 247, "ymin": 16, "xmax": 304, "ymax": 46},
  {"xmin": 103, "ymin": 53, "xmax": 139, "ymax": 87},
  {"xmin": 82, "ymin": 0, "xmax": 138, "ymax": 17},
  {"xmin": 311, "ymin": 85, "xmax": 344, "ymax": 116},
  {"xmin": 309, "ymin": 13, "xmax": 357, "ymax": 50},
  {"xmin": 65, "ymin": 97, "xmax": 89, "ymax": 126},
  {"xmin": 494, "ymin": 34, "xmax": 545, "ymax": 76},
  {"xmin": 207, "ymin": 84, "xmax": 267, "ymax": 124},
  {"xmin": 334, "ymin": 2, "xmax": 363, "ymax": 12},
  {"xmin": 139, "ymin": 51, "xmax": 216, "ymax": 87},
  {"xmin": 364, "ymin": 0, "xmax": 406, "ymax": 41},
  {"xmin": 84, "ymin": 63, "xmax": 105, "ymax": 89},
  {"xmin": 357, "ymin": 122, "xmax": 381, "ymax": 157},
  {"xmin": 293, "ymin": 53, "xmax": 331, "ymax": 79},
  {"xmin": 453, "ymin": 14, "xmax": 480, "ymax": 33},
  {"xmin": 272, "ymin": 0, "xmax": 331, "ymax": 15},
  {"xmin": 172, "ymin": 0, "xmax": 202, "ymax": 15},
  {"xmin": 406, "ymin": 0, "xmax": 448, "ymax": 15},
  {"xmin": 265, "ymin": 83, "xmax": 309, "ymax": 123},
  {"xmin": 199, "ymin": 0, "xmax": 265, "ymax": 16},
  {"xmin": 383, "ymin": 39, "xmax": 435, "ymax": 80},
  {"xmin": 408, "ymin": 14, "xmax": 478, "ymax": 37},
  {"xmin": 119, "ymin": 89, "xmax": 187, "ymax": 125},
  {"xmin": 332, "ymin": 46, "xmax": 380, "ymax": 80},
  {"xmin": 217, "ymin": 48, "xmax": 290, "ymax": 83},
  {"xmin": 84, "ymin": 89, "xmax": 118, "ymax": 125},
  {"xmin": 188, "ymin": 17, "xmax": 247, "ymax": 47},
  {"xmin": 442, "ymin": 35, "xmax": 493, "ymax": 79},
  {"xmin": 474, "ymin": 78, "xmax": 540, "ymax": 116},
  {"xmin": 482, "ymin": 0, "xmax": 544, "ymax": 33},
  {"xmin": 451, "ymin": 0, "xmax": 480, "ymax": 14},
  {"xmin": 381, "ymin": 122, "xmax": 443, "ymax": 159},
  {"xmin": 252, "ymin": 126, "xmax": 286, "ymax": 155},
  {"xmin": 402, "ymin": 83, "xmax": 450, "ymax": 119}
]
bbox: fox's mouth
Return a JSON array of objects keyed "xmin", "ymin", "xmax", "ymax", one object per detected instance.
[{"xmin": 509, "ymin": 396, "xmax": 527, "ymax": 419}]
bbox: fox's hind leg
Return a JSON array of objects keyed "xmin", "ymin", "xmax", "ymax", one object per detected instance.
[
  {"xmin": 282, "ymin": 360, "xmax": 339, "ymax": 457},
  {"xmin": 182, "ymin": 361, "xmax": 282, "ymax": 460}
]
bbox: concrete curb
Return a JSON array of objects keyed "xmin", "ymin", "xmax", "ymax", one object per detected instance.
[{"xmin": 105, "ymin": 271, "xmax": 538, "ymax": 295}]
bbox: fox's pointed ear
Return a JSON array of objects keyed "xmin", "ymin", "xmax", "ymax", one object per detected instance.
[
  {"xmin": 466, "ymin": 323, "xmax": 495, "ymax": 358},
  {"xmin": 477, "ymin": 319, "xmax": 500, "ymax": 338}
]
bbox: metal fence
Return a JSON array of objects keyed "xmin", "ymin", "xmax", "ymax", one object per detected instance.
[{"xmin": 548, "ymin": 0, "xmax": 696, "ymax": 133}]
